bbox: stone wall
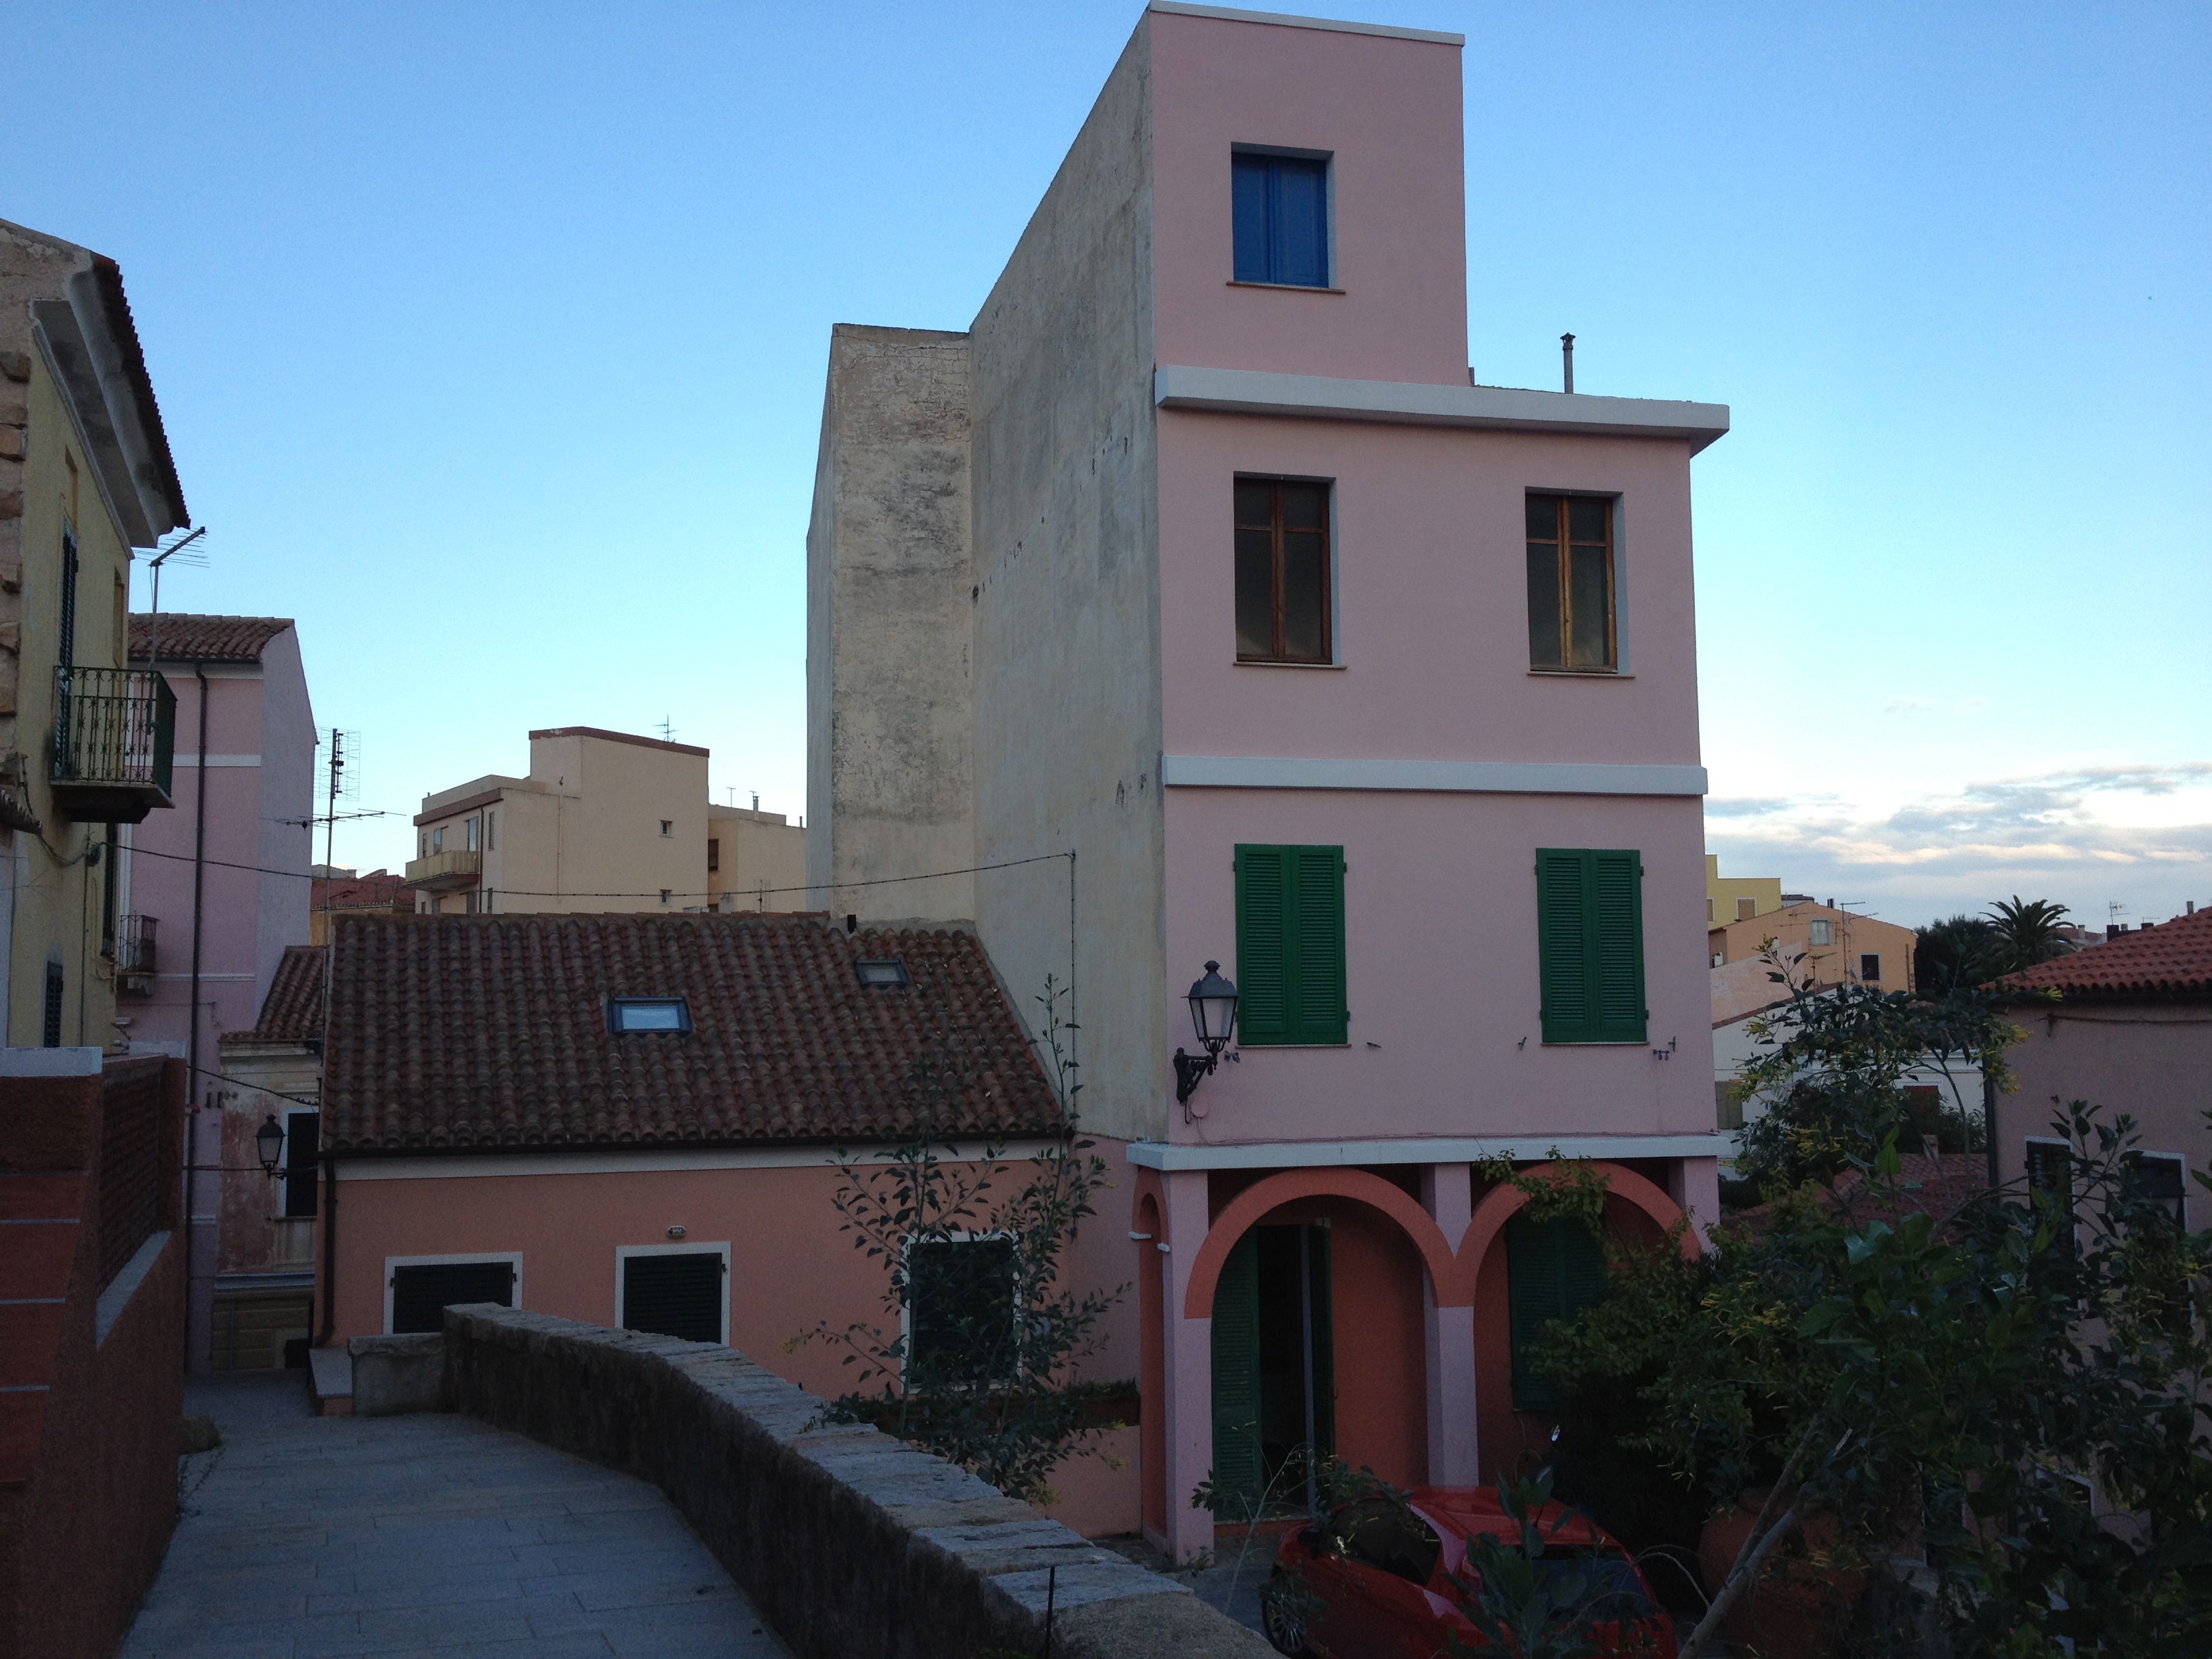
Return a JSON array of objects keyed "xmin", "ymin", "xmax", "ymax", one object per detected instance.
[{"xmin": 441, "ymin": 1305, "xmax": 1269, "ymax": 1659}]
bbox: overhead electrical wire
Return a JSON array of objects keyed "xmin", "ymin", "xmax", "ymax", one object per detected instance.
[{"xmin": 112, "ymin": 842, "xmax": 1072, "ymax": 903}]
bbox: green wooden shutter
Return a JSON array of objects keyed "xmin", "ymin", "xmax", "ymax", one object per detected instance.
[
  {"xmin": 1537, "ymin": 850, "xmax": 1592, "ymax": 1042},
  {"xmin": 1507, "ymin": 1216, "xmax": 1607, "ymax": 1410},
  {"xmin": 1290, "ymin": 846, "xmax": 1347, "ymax": 1044},
  {"xmin": 1236, "ymin": 844, "xmax": 1346, "ymax": 1046},
  {"xmin": 1592, "ymin": 851, "xmax": 1647, "ymax": 1043},
  {"xmin": 1536, "ymin": 848, "xmax": 1645, "ymax": 1044},
  {"xmin": 1235, "ymin": 847, "xmax": 1290, "ymax": 1044},
  {"xmin": 1210, "ymin": 1232, "xmax": 1264, "ymax": 1512}
]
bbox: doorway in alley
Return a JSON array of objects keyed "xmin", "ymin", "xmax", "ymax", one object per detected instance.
[{"xmin": 1211, "ymin": 1222, "xmax": 1335, "ymax": 1514}]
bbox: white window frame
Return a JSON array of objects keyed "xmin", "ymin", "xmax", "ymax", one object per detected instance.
[
  {"xmin": 466, "ymin": 816, "xmax": 480, "ymax": 852},
  {"xmin": 899, "ymin": 1229, "xmax": 1022, "ymax": 1387},
  {"xmin": 1859, "ymin": 951, "xmax": 1881, "ymax": 982},
  {"xmin": 382, "ymin": 1250, "xmax": 523, "ymax": 1335},
  {"xmin": 2125, "ymin": 1149, "xmax": 2190, "ymax": 1229},
  {"xmin": 614, "ymin": 1241, "xmax": 731, "ymax": 1345},
  {"xmin": 1808, "ymin": 919, "xmax": 1833, "ymax": 946}
]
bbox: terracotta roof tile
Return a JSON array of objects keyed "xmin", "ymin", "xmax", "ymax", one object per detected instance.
[
  {"xmin": 1994, "ymin": 908, "xmax": 2212, "ymax": 1000},
  {"xmin": 128, "ymin": 613, "xmax": 292, "ymax": 663},
  {"xmin": 221, "ymin": 945, "xmax": 325, "ymax": 1044},
  {"xmin": 321, "ymin": 913, "xmax": 1064, "ymax": 1155}
]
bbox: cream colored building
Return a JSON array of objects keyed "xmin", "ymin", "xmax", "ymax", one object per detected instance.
[
  {"xmin": 1705, "ymin": 854, "xmax": 1784, "ymax": 928},
  {"xmin": 707, "ymin": 802, "xmax": 805, "ymax": 913},
  {"xmin": 1708, "ymin": 898, "xmax": 1916, "ymax": 994},
  {"xmin": 409, "ymin": 727, "xmax": 803, "ymax": 916},
  {"xmin": 0, "ymin": 220, "xmax": 190, "ymax": 1051}
]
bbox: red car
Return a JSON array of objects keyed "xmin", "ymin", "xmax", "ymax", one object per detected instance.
[{"xmin": 1261, "ymin": 1486, "xmax": 1677, "ymax": 1658}]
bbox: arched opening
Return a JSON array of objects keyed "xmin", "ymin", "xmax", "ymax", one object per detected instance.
[
  {"xmin": 1194, "ymin": 1174, "xmax": 1446, "ymax": 1513},
  {"xmin": 1458, "ymin": 1163, "xmax": 1690, "ymax": 1481}
]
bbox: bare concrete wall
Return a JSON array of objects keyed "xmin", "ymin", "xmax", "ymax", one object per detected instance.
[
  {"xmin": 806, "ymin": 327, "xmax": 977, "ymax": 926},
  {"xmin": 967, "ymin": 23, "xmax": 1168, "ymax": 1146}
]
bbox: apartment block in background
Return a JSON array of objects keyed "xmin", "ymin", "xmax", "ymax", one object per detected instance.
[
  {"xmin": 308, "ymin": 865, "xmax": 411, "ymax": 944},
  {"xmin": 707, "ymin": 801, "xmax": 806, "ymax": 913},
  {"xmin": 1708, "ymin": 895, "xmax": 1914, "ymax": 992},
  {"xmin": 1704, "ymin": 853, "xmax": 1782, "ymax": 927},
  {"xmin": 809, "ymin": 3, "xmax": 1730, "ymax": 1559},
  {"xmin": 411, "ymin": 726, "xmax": 800, "ymax": 915}
]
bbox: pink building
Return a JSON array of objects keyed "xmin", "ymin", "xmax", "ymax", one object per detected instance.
[
  {"xmin": 1996, "ymin": 909, "xmax": 2211, "ymax": 1229},
  {"xmin": 124, "ymin": 613, "xmax": 316, "ymax": 1370},
  {"xmin": 808, "ymin": 4, "xmax": 1729, "ymax": 1558}
]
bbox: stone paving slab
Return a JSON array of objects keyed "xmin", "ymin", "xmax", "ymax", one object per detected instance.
[{"xmin": 119, "ymin": 1374, "xmax": 788, "ymax": 1659}]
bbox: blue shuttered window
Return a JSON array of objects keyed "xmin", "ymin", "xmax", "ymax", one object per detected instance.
[
  {"xmin": 1231, "ymin": 152, "xmax": 1330, "ymax": 287},
  {"xmin": 1236, "ymin": 844, "xmax": 1348, "ymax": 1046},
  {"xmin": 1536, "ymin": 848, "xmax": 1647, "ymax": 1044}
]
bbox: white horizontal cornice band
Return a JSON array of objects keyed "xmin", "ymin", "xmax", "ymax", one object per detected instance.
[
  {"xmin": 1154, "ymin": 365, "xmax": 1730, "ymax": 454},
  {"xmin": 1160, "ymin": 755, "xmax": 1708, "ymax": 796},
  {"xmin": 1127, "ymin": 1133, "xmax": 1727, "ymax": 1172}
]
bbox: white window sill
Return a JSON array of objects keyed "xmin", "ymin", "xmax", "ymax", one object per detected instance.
[
  {"xmin": 1225, "ymin": 281, "xmax": 1345, "ymax": 295},
  {"xmin": 1233, "ymin": 659, "xmax": 1346, "ymax": 670},
  {"xmin": 1529, "ymin": 668, "xmax": 1634, "ymax": 680}
]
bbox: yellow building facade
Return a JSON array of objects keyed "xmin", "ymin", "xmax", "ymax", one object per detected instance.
[
  {"xmin": 409, "ymin": 727, "xmax": 803, "ymax": 916},
  {"xmin": 1708, "ymin": 899, "xmax": 1917, "ymax": 994},
  {"xmin": 0, "ymin": 220, "xmax": 189, "ymax": 1050},
  {"xmin": 1705, "ymin": 853, "xmax": 1784, "ymax": 928}
]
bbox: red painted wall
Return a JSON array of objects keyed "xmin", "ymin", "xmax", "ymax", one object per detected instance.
[{"xmin": 0, "ymin": 1058, "xmax": 186, "ymax": 1659}]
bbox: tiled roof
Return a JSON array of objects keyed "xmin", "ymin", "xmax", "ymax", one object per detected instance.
[
  {"xmin": 1994, "ymin": 908, "xmax": 2212, "ymax": 1000},
  {"xmin": 321, "ymin": 914, "xmax": 1065, "ymax": 1155},
  {"xmin": 222, "ymin": 945, "xmax": 326, "ymax": 1044},
  {"xmin": 128, "ymin": 613, "xmax": 292, "ymax": 663},
  {"xmin": 312, "ymin": 870, "xmax": 411, "ymax": 914}
]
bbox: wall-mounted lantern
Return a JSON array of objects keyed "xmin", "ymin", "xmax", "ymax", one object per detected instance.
[
  {"xmin": 1174, "ymin": 961, "xmax": 1239, "ymax": 1113},
  {"xmin": 255, "ymin": 1113, "xmax": 286, "ymax": 1176}
]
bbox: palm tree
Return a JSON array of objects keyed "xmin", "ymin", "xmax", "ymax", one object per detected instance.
[
  {"xmin": 1915, "ymin": 914, "xmax": 2001, "ymax": 994},
  {"xmin": 1983, "ymin": 896, "xmax": 2076, "ymax": 976}
]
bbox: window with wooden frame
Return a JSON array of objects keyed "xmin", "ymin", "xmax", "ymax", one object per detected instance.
[
  {"xmin": 1235, "ymin": 478, "xmax": 1331, "ymax": 663},
  {"xmin": 1525, "ymin": 494, "xmax": 1616, "ymax": 671}
]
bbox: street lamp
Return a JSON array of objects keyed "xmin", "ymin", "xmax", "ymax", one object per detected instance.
[
  {"xmin": 255, "ymin": 1113, "xmax": 285, "ymax": 1176},
  {"xmin": 1174, "ymin": 961, "xmax": 1239, "ymax": 1111}
]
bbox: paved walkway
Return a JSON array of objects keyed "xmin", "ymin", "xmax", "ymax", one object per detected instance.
[{"xmin": 121, "ymin": 1374, "xmax": 790, "ymax": 1659}]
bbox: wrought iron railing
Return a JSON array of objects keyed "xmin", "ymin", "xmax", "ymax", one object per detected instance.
[
  {"xmin": 53, "ymin": 666, "xmax": 176, "ymax": 794},
  {"xmin": 115, "ymin": 913, "xmax": 157, "ymax": 977}
]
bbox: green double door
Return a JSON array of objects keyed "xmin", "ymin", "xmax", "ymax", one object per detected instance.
[{"xmin": 1210, "ymin": 1224, "xmax": 1336, "ymax": 1514}]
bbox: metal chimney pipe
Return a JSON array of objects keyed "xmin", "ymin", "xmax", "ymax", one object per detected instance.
[{"xmin": 1561, "ymin": 333, "xmax": 1575, "ymax": 394}]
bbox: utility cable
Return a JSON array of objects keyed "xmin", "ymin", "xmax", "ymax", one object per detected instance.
[{"xmin": 115, "ymin": 842, "xmax": 1073, "ymax": 903}]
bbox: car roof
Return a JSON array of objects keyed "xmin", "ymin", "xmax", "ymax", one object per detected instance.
[{"xmin": 1407, "ymin": 1487, "xmax": 1609, "ymax": 1548}]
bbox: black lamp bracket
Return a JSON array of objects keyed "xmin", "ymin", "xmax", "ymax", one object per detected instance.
[{"xmin": 1174, "ymin": 1043, "xmax": 1237, "ymax": 1114}]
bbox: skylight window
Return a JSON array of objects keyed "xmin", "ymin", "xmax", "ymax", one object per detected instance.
[
  {"xmin": 854, "ymin": 959, "xmax": 909, "ymax": 989},
  {"xmin": 609, "ymin": 997, "xmax": 692, "ymax": 1033}
]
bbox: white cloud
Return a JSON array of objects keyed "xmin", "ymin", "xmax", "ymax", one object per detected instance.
[{"xmin": 1705, "ymin": 762, "xmax": 2212, "ymax": 925}]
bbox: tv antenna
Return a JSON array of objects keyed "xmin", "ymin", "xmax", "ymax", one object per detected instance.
[{"xmin": 142, "ymin": 526, "xmax": 209, "ymax": 665}]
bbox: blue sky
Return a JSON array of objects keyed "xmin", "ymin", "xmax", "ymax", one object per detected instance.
[{"xmin": 7, "ymin": 1, "xmax": 2207, "ymax": 933}]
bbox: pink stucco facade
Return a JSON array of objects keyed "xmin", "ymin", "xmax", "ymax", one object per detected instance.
[
  {"xmin": 798, "ymin": 3, "xmax": 1733, "ymax": 1561},
  {"xmin": 125, "ymin": 621, "xmax": 316, "ymax": 1373},
  {"xmin": 327, "ymin": 1151, "xmax": 1148, "ymax": 1538}
]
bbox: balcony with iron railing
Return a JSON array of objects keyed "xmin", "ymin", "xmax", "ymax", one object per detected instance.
[
  {"xmin": 112, "ymin": 914, "xmax": 157, "ymax": 993},
  {"xmin": 51, "ymin": 666, "xmax": 176, "ymax": 823},
  {"xmin": 404, "ymin": 848, "xmax": 482, "ymax": 893}
]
